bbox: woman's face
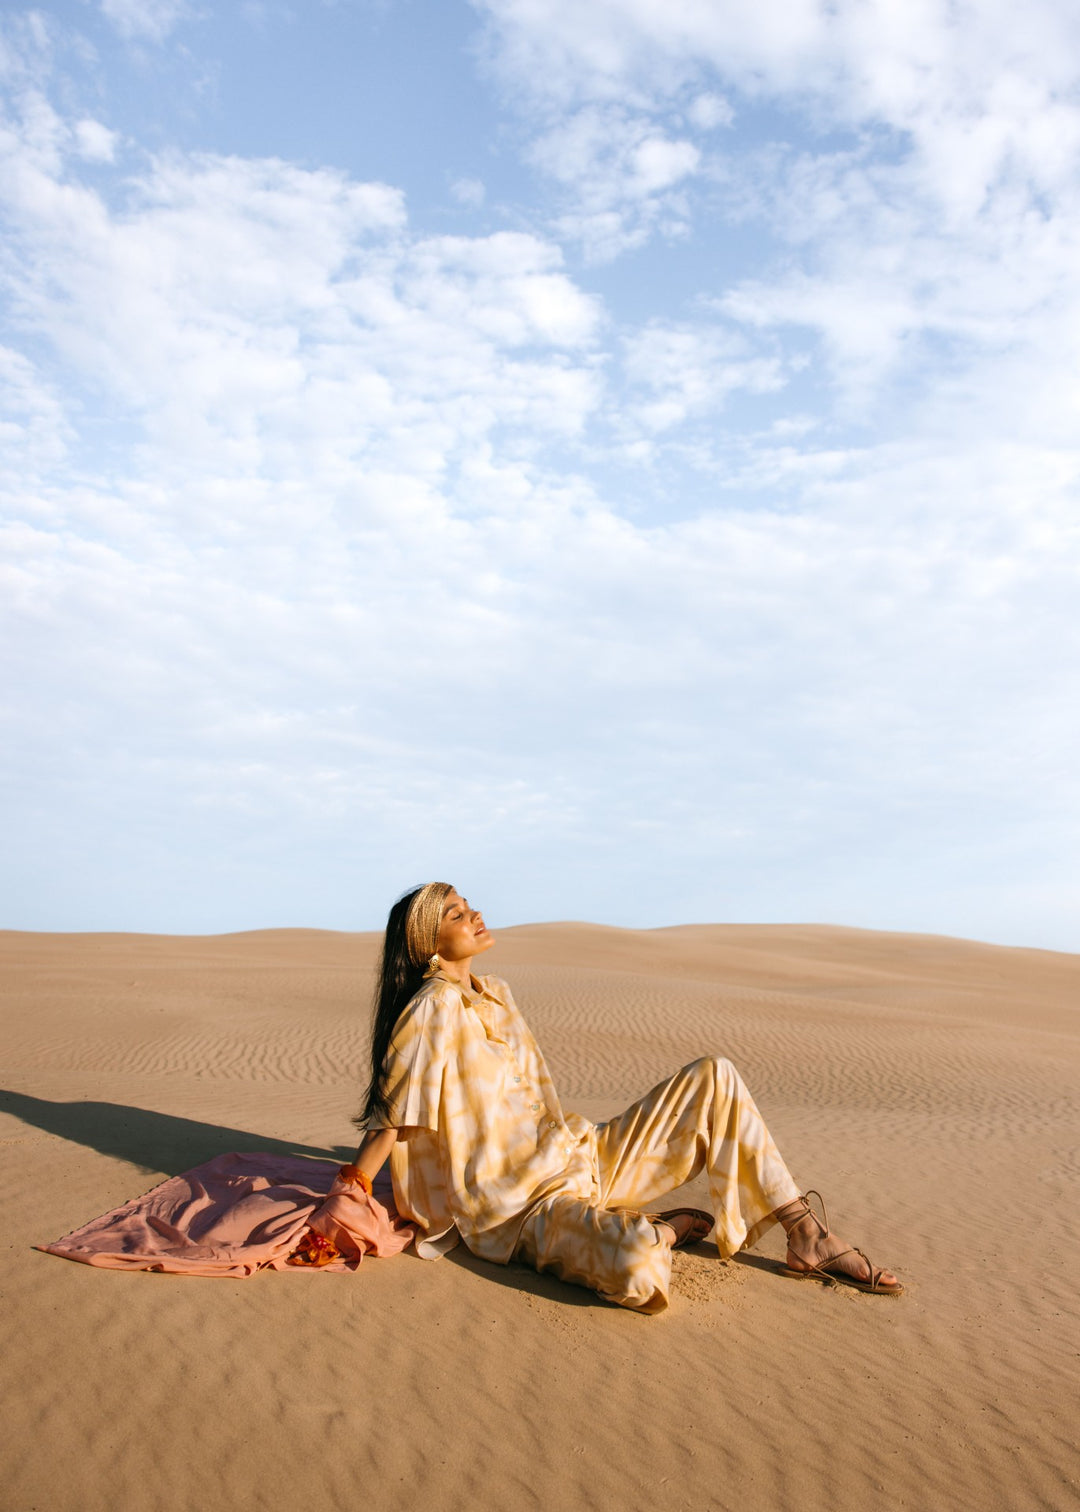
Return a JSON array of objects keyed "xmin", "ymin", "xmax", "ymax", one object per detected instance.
[{"xmin": 436, "ymin": 892, "xmax": 495, "ymax": 964}]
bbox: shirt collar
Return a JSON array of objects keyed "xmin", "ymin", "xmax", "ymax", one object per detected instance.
[{"xmin": 431, "ymin": 968, "xmax": 488, "ymax": 1003}]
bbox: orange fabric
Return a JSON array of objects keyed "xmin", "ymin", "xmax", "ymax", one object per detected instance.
[{"xmin": 288, "ymin": 1230, "xmax": 341, "ymax": 1267}]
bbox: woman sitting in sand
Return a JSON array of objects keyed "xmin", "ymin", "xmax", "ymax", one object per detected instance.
[{"xmin": 338, "ymin": 882, "xmax": 901, "ymax": 1313}]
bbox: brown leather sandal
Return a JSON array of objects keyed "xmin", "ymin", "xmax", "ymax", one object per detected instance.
[
  {"xmin": 779, "ymin": 1190, "xmax": 903, "ymax": 1295},
  {"xmin": 652, "ymin": 1208, "xmax": 715, "ymax": 1250}
]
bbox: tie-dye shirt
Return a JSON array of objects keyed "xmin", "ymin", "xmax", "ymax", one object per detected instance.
[{"xmin": 369, "ymin": 971, "xmax": 597, "ymax": 1261}]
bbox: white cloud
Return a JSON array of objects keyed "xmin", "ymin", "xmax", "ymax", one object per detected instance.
[
  {"xmin": 528, "ymin": 105, "xmax": 701, "ymax": 258},
  {"xmin": 621, "ymin": 321, "xmax": 785, "ymax": 433},
  {"xmin": 72, "ymin": 118, "xmax": 118, "ymax": 162},
  {"xmin": 0, "ymin": 84, "xmax": 603, "ymax": 504},
  {"xmin": 0, "ymin": 345, "xmax": 71, "ymax": 475},
  {"xmin": 475, "ymin": 0, "xmax": 1080, "ymax": 121},
  {"xmin": 0, "ymin": 11, "xmax": 54, "ymax": 85},
  {"xmin": 99, "ymin": 0, "xmax": 196, "ymax": 44},
  {"xmin": 628, "ymin": 134, "xmax": 699, "ymax": 194},
  {"xmin": 709, "ymin": 117, "xmax": 1080, "ymax": 421},
  {"xmin": 477, "ymin": 0, "xmax": 1080, "ymax": 394},
  {"xmin": 450, "ymin": 175, "xmax": 486, "ymax": 207},
  {"xmin": 687, "ymin": 92, "xmax": 732, "ymax": 131}
]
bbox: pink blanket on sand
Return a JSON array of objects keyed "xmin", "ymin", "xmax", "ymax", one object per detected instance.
[{"xmin": 38, "ymin": 1152, "xmax": 416, "ymax": 1277}]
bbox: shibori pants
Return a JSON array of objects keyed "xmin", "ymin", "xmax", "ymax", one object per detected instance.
[{"xmin": 514, "ymin": 1057, "xmax": 801, "ymax": 1314}]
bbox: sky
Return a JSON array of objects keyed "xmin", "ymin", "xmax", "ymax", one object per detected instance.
[{"xmin": 2, "ymin": 0, "xmax": 1079, "ymax": 947}]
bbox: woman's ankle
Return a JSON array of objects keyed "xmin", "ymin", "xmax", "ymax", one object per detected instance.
[{"xmin": 773, "ymin": 1196, "xmax": 810, "ymax": 1234}]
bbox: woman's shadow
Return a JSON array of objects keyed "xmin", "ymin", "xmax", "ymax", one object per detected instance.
[{"xmin": 0, "ymin": 1087, "xmax": 354, "ymax": 1176}]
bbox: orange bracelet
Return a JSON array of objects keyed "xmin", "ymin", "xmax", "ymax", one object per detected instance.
[{"xmin": 336, "ymin": 1164, "xmax": 373, "ymax": 1194}]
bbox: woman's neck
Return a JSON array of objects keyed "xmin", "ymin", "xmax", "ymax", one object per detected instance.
[{"xmin": 437, "ymin": 956, "xmax": 473, "ymax": 987}]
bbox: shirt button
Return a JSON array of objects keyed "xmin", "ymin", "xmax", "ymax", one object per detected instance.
[
  {"xmin": 531, "ymin": 1102, "xmax": 540, "ymax": 1111},
  {"xmin": 514, "ymin": 1077, "xmax": 522, "ymax": 1084},
  {"xmin": 548, "ymin": 1120, "xmax": 558, "ymax": 1130}
]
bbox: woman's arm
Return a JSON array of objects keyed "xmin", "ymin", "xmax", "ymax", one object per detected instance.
[{"xmin": 339, "ymin": 1125, "xmax": 405, "ymax": 1189}]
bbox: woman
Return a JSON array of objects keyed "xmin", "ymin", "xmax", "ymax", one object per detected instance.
[{"xmin": 340, "ymin": 882, "xmax": 901, "ymax": 1313}]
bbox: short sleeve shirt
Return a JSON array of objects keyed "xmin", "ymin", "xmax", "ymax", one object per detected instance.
[{"xmin": 369, "ymin": 971, "xmax": 595, "ymax": 1261}]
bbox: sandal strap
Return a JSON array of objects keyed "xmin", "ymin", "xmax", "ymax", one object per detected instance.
[
  {"xmin": 850, "ymin": 1246, "xmax": 886, "ymax": 1290},
  {"xmin": 814, "ymin": 1245, "xmax": 884, "ymax": 1290},
  {"xmin": 784, "ymin": 1190, "xmax": 831, "ymax": 1265},
  {"xmin": 801, "ymin": 1189, "xmax": 831, "ymax": 1238},
  {"xmin": 814, "ymin": 1244, "xmax": 856, "ymax": 1277}
]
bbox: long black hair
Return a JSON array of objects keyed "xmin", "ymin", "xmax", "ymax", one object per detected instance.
[{"xmin": 354, "ymin": 884, "xmax": 446, "ymax": 1129}]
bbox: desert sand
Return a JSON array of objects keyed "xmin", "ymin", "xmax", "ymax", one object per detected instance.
[{"xmin": 1, "ymin": 922, "xmax": 1077, "ymax": 1512}]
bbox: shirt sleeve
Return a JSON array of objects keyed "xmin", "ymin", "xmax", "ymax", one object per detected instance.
[{"xmin": 375, "ymin": 983, "xmax": 454, "ymax": 1132}]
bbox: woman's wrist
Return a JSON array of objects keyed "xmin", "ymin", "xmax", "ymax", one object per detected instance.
[{"xmin": 336, "ymin": 1164, "xmax": 373, "ymax": 1194}]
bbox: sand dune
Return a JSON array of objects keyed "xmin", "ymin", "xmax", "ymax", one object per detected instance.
[{"xmin": 1, "ymin": 923, "xmax": 1077, "ymax": 1511}]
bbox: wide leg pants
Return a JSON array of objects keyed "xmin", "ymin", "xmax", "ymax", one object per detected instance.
[{"xmin": 514, "ymin": 1057, "xmax": 800, "ymax": 1313}]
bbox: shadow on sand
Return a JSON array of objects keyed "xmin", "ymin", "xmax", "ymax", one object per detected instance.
[
  {"xmin": 443, "ymin": 1243, "xmax": 609, "ymax": 1309},
  {"xmin": 0, "ymin": 1088, "xmax": 354, "ymax": 1176}
]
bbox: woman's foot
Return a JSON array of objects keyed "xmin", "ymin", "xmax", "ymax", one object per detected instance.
[
  {"xmin": 652, "ymin": 1208, "xmax": 714, "ymax": 1250},
  {"xmin": 776, "ymin": 1191, "xmax": 902, "ymax": 1295}
]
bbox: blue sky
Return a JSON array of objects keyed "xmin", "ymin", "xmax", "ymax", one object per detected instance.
[{"xmin": 2, "ymin": 0, "xmax": 1079, "ymax": 946}]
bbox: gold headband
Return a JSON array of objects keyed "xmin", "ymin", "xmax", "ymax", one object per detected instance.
[{"xmin": 404, "ymin": 882, "xmax": 453, "ymax": 969}]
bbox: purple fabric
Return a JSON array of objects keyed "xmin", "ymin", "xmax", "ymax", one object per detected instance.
[{"xmin": 38, "ymin": 1152, "xmax": 415, "ymax": 1277}]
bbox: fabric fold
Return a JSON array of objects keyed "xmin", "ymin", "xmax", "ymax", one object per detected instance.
[{"xmin": 38, "ymin": 1151, "xmax": 416, "ymax": 1277}]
